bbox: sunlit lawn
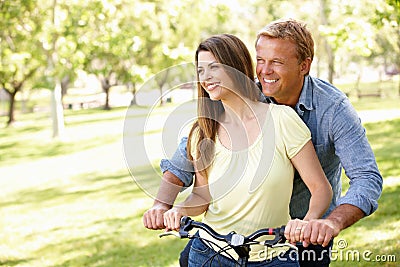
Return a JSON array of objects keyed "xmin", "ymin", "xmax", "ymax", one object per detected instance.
[
  {"xmin": 331, "ymin": 117, "xmax": 400, "ymax": 267},
  {"xmin": 0, "ymin": 97, "xmax": 399, "ymax": 266}
]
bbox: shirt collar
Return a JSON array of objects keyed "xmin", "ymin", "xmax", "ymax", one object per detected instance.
[
  {"xmin": 295, "ymin": 75, "xmax": 314, "ymax": 116},
  {"xmin": 261, "ymin": 75, "xmax": 314, "ymax": 113}
]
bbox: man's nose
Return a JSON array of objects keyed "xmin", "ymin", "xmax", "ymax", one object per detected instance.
[{"xmin": 260, "ymin": 62, "xmax": 273, "ymax": 75}]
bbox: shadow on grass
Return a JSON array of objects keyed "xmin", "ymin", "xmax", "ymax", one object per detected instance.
[
  {"xmin": 63, "ymin": 105, "xmax": 169, "ymax": 127},
  {"xmin": 1, "ymin": 163, "xmax": 183, "ymax": 266},
  {"xmin": 0, "ymin": 134, "xmax": 120, "ymax": 167},
  {"xmin": 44, "ymin": 219, "xmax": 185, "ymax": 267},
  {"xmin": 0, "ymin": 258, "xmax": 35, "ymax": 267},
  {"xmin": 0, "ymin": 173, "xmax": 133, "ymax": 209},
  {"xmin": 24, "ymin": 195, "xmax": 183, "ymax": 267},
  {"xmin": 0, "ymin": 165, "xmax": 161, "ymax": 209},
  {"xmin": 64, "ymin": 111, "xmax": 126, "ymax": 127}
]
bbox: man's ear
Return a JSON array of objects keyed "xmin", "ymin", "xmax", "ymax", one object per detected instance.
[{"xmin": 300, "ymin": 57, "xmax": 312, "ymax": 75}]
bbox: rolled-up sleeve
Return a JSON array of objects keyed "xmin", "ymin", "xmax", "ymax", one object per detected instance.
[
  {"xmin": 333, "ymin": 100, "xmax": 383, "ymax": 215},
  {"xmin": 160, "ymin": 137, "xmax": 195, "ymax": 187}
]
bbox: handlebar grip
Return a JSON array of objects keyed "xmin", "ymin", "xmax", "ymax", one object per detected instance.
[
  {"xmin": 180, "ymin": 216, "xmax": 192, "ymax": 227},
  {"xmin": 179, "ymin": 216, "xmax": 194, "ymax": 238}
]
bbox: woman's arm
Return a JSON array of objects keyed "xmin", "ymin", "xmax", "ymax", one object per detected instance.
[
  {"xmin": 163, "ymin": 170, "xmax": 211, "ymax": 231},
  {"xmin": 291, "ymin": 140, "xmax": 333, "ymax": 220},
  {"xmin": 285, "ymin": 140, "xmax": 333, "ymax": 243}
]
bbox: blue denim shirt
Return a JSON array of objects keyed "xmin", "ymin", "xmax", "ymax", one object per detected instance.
[{"xmin": 160, "ymin": 75, "xmax": 383, "ymax": 218}]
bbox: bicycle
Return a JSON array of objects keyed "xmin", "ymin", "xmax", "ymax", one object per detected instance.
[{"xmin": 159, "ymin": 216, "xmax": 298, "ymax": 267}]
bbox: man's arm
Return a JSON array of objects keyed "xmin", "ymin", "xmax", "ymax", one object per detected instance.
[
  {"xmin": 143, "ymin": 171, "xmax": 184, "ymax": 230},
  {"xmin": 302, "ymin": 99, "xmax": 382, "ymax": 247},
  {"xmin": 326, "ymin": 203, "xmax": 365, "ymax": 232},
  {"xmin": 143, "ymin": 137, "xmax": 195, "ymax": 230}
]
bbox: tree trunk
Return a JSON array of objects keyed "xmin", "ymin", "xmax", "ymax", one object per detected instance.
[
  {"xmin": 157, "ymin": 68, "xmax": 170, "ymax": 106},
  {"xmin": 104, "ymin": 85, "xmax": 111, "ymax": 110},
  {"xmin": 6, "ymin": 90, "xmax": 17, "ymax": 126},
  {"xmin": 51, "ymin": 82, "xmax": 65, "ymax": 138},
  {"xmin": 320, "ymin": 0, "xmax": 335, "ymax": 84},
  {"xmin": 61, "ymin": 74, "xmax": 70, "ymax": 100},
  {"xmin": 327, "ymin": 51, "xmax": 335, "ymax": 84},
  {"xmin": 101, "ymin": 77, "xmax": 112, "ymax": 110},
  {"xmin": 129, "ymin": 82, "xmax": 137, "ymax": 106},
  {"xmin": 5, "ymin": 82, "xmax": 23, "ymax": 126}
]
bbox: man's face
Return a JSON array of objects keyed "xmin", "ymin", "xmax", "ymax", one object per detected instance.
[{"xmin": 255, "ymin": 36, "xmax": 310, "ymax": 105}]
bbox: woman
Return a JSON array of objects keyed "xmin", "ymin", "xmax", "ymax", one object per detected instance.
[{"xmin": 163, "ymin": 34, "xmax": 332, "ymax": 266}]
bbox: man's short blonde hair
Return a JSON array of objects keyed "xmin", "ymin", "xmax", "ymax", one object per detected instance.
[{"xmin": 256, "ymin": 18, "xmax": 314, "ymax": 64}]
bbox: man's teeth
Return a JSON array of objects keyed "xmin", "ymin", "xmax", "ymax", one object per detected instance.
[{"xmin": 264, "ymin": 78, "xmax": 278, "ymax": 84}]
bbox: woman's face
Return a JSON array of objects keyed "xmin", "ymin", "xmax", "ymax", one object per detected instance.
[{"xmin": 197, "ymin": 51, "xmax": 235, "ymax": 101}]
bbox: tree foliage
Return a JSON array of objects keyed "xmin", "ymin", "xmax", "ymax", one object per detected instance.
[
  {"xmin": 1, "ymin": 0, "xmax": 399, "ymax": 125},
  {"xmin": 0, "ymin": 0, "xmax": 46, "ymax": 124}
]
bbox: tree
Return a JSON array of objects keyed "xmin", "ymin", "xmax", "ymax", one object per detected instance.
[
  {"xmin": 373, "ymin": 0, "xmax": 400, "ymax": 94},
  {"xmin": 0, "ymin": 0, "xmax": 45, "ymax": 126}
]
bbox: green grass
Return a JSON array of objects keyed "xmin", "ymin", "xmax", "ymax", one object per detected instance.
[
  {"xmin": 0, "ymin": 97, "xmax": 399, "ymax": 266},
  {"xmin": 333, "ymin": 118, "xmax": 400, "ymax": 267},
  {"xmin": 0, "ymin": 104, "xmax": 187, "ymax": 267},
  {"xmin": 350, "ymin": 97, "xmax": 400, "ymax": 111},
  {"xmin": 335, "ymin": 78, "xmax": 400, "ymax": 110}
]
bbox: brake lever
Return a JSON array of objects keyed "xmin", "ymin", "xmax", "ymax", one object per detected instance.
[{"xmin": 159, "ymin": 231, "xmax": 182, "ymax": 238}]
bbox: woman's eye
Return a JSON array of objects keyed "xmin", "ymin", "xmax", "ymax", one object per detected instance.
[{"xmin": 210, "ymin": 64, "xmax": 220, "ymax": 70}]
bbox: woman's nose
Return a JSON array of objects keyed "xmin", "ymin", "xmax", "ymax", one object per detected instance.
[{"xmin": 201, "ymin": 69, "xmax": 212, "ymax": 81}]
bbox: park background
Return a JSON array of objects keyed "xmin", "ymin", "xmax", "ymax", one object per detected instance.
[{"xmin": 1, "ymin": 0, "xmax": 399, "ymax": 266}]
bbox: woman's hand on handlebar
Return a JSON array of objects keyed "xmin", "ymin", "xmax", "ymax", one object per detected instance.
[
  {"xmin": 285, "ymin": 218, "xmax": 334, "ymax": 247},
  {"xmin": 284, "ymin": 218, "xmax": 308, "ymax": 245},
  {"xmin": 163, "ymin": 208, "xmax": 185, "ymax": 231}
]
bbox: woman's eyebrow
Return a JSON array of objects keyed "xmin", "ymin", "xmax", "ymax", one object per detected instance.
[
  {"xmin": 198, "ymin": 60, "xmax": 218, "ymax": 65},
  {"xmin": 198, "ymin": 61, "xmax": 218, "ymax": 68}
]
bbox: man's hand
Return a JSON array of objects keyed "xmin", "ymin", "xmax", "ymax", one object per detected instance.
[
  {"xmin": 301, "ymin": 204, "xmax": 365, "ymax": 247},
  {"xmin": 143, "ymin": 171, "xmax": 185, "ymax": 230},
  {"xmin": 301, "ymin": 219, "xmax": 340, "ymax": 247},
  {"xmin": 143, "ymin": 203, "xmax": 170, "ymax": 230},
  {"xmin": 285, "ymin": 218, "xmax": 340, "ymax": 247}
]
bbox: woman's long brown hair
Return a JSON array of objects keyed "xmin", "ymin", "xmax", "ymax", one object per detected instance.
[{"xmin": 187, "ymin": 34, "xmax": 259, "ymax": 177}]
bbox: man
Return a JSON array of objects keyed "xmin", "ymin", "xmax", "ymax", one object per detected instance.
[{"xmin": 143, "ymin": 19, "xmax": 383, "ymax": 266}]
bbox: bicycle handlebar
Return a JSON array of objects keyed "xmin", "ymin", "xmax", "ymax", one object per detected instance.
[{"xmin": 159, "ymin": 216, "xmax": 288, "ymax": 248}]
